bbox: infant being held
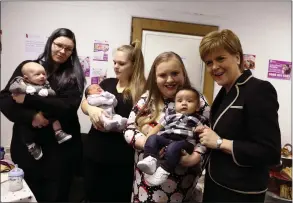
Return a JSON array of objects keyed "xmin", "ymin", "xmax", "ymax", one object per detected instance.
[{"xmin": 85, "ymin": 84, "xmax": 128, "ymax": 131}]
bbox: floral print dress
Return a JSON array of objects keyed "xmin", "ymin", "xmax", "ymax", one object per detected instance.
[{"xmin": 124, "ymin": 92, "xmax": 210, "ymax": 203}]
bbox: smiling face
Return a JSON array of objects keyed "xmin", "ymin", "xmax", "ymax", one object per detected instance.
[
  {"xmin": 155, "ymin": 59, "xmax": 185, "ymax": 99},
  {"xmin": 204, "ymin": 48, "xmax": 242, "ymax": 92},
  {"xmin": 175, "ymin": 89, "xmax": 199, "ymax": 115}
]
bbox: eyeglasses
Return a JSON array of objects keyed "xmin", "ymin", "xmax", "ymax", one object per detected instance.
[{"xmin": 53, "ymin": 42, "xmax": 73, "ymax": 53}]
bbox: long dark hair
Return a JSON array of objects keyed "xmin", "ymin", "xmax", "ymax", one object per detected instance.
[{"xmin": 37, "ymin": 28, "xmax": 85, "ymax": 93}]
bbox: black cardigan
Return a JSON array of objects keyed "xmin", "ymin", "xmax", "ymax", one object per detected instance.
[
  {"xmin": 0, "ymin": 60, "xmax": 83, "ymax": 176},
  {"xmin": 207, "ymin": 70, "xmax": 281, "ymax": 193}
]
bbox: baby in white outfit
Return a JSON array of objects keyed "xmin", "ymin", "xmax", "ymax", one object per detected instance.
[{"xmin": 85, "ymin": 84, "xmax": 128, "ymax": 131}]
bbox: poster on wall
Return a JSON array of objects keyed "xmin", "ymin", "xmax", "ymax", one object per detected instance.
[
  {"xmin": 79, "ymin": 56, "xmax": 91, "ymax": 77},
  {"xmin": 90, "ymin": 62, "xmax": 108, "ymax": 84},
  {"xmin": 267, "ymin": 59, "xmax": 291, "ymax": 80},
  {"xmin": 24, "ymin": 33, "xmax": 46, "ymax": 60},
  {"xmin": 93, "ymin": 40, "xmax": 109, "ymax": 61},
  {"xmin": 243, "ymin": 54, "xmax": 256, "ymax": 71},
  {"xmin": 91, "ymin": 76, "xmax": 107, "ymax": 85}
]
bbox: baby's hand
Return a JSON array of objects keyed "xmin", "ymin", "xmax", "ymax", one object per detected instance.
[
  {"xmin": 26, "ymin": 85, "xmax": 36, "ymax": 95},
  {"xmin": 194, "ymin": 124, "xmax": 209, "ymax": 133},
  {"xmin": 38, "ymin": 89, "xmax": 49, "ymax": 97}
]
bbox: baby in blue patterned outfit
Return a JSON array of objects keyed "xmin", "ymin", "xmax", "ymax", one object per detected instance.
[{"xmin": 137, "ymin": 87, "xmax": 209, "ymax": 186}]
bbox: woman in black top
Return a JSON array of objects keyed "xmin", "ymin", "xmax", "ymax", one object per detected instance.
[
  {"xmin": 81, "ymin": 41, "xmax": 146, "ymax": 202},
  {"xmin": 0, "ymin": 28, "xmax": 85, "ymax": 202}
]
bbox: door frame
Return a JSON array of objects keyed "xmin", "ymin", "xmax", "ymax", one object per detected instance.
[{"xmin": 131, "ymin": 17, "xmax": 218, "ymax": 105}]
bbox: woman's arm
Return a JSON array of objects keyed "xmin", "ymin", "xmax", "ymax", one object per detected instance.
[
  {"xmin": 0, "ymin": 61, "xmax": 38, "ymax": 124},
  {"xmin": 81, "ymin": 98, "xmax": 109, "ymax": 130},
  {"xmin": 22, "ymin": 83, "xmax": 82, "ymax": 118},
  {"xmin": 146, "ymin": 124, "xmax": 163, "ymax": 137},
  {"xmin": 124, "ymin": 96, "xmax": 148, "ymax": 150}
]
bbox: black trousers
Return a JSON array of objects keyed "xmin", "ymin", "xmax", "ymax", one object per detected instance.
[
  {"xmin": 203, "ymin": 172, "xmax": 266, "ymax": 203},
  {"xmin": 144, "ymin": 134, "xmax": 194, "ymax": 172},
  {"xmin": 84, "ymin": 157, "xmax": 134, "ymax": 202}
]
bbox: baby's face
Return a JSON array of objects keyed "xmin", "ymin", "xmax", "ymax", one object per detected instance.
[
  {"xmin": 88, "ymin": 84, "xmax": 104, "ymax": 95},
  {"xmin": 25, "ymin": 64, "xmax": 47, "ymax": 85},
  {"xmin": 175, "ymin": 90, "xmax": 199, "ymax": 115}
]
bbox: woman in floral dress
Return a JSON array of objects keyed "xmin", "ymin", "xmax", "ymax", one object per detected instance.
[{"xmin": 124, "ymin": 52, "xmax": 210, "ymax": 202}]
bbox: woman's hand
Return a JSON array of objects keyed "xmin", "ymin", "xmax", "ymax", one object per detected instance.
[
  {"xmin": 32, "ymin": 112, "xmax": 49, "ymax": 128},
  {"xmin": 180, "ymin": 150, "xmax": 201, "ymax": 167},
  {"xmin": 12, "ymin": 93, "xmax": 26, "ymax": 104},
  {"xmin": 87, "ymin": 105, "xmax": 109, "ymax": 131},
  {"xmin": 198, "ymin": 127, "xmax": 220, "ymax": 149}
]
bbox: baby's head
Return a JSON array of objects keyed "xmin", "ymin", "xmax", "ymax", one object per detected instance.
[
  {"xmin": 175, "ymin": 87, "xmax": 200, "ymax": 115},
  {"xmin": 85, "ymin": 84, "xmax": 104, "ymax": 98},
  {"xmin": 22, "ymin": 62, "xmax": 47, "ymax": 85}
]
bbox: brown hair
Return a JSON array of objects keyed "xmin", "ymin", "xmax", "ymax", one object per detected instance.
[
  {"xmin": 199, "ymin": 29, "xmax": 244, "ymax": 71},
  {"xmin": 135, "ymin": 51, "xmax": 191, "ymax": 127},
  {"xmin": 116, "ymin": 40, "xmax": 146, "ymax": 104}
]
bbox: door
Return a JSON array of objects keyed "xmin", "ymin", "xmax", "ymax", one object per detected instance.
[{"xmin": 131, "ymin": 17, "xmax": 218, "ymax": 105}]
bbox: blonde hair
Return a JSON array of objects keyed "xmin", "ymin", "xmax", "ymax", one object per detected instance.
[
  {"xmin": 116, "ymin": 40, "xmax": 146, "ymax": 104},
  {"xmin": 199, "ymin": 29, "xmax": 244, "ymax": 71},
  {"xmin": 135, "ymin": 51, "xmax": 191, "ymax": 128}
]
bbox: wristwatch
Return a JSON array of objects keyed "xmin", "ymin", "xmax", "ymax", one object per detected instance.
[{"xmin": 216, "ymin": 137, "xmax": 223, "ymax": 149}]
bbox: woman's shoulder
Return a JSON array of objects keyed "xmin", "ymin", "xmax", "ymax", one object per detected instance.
[
  {"xmin": 102, "ymin": 77, "xmax": 118, "ymax": 83},
  {"xmin": 244, "ymin": 77, "xmax": 276, "ymax": 95},
  {"xmin": 99, "ymin": 78, "xmax": 118, "ymax": 88}
]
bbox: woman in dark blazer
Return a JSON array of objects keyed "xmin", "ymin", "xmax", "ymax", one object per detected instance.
[{"xmin": 196, "ymin": 29, "xmax": 281, "ymax": 202}]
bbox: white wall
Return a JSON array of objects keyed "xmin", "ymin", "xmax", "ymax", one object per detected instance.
[{"xmin": 1, "ymin": 1, "xmax": 291, "ymax": 147}]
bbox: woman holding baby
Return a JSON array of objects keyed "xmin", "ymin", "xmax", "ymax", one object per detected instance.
[
  {"xmin": 0, "ymin": 28, "xmax": 85, "ymax": 202},
  {"xmin": 124, "ymin": 51, "xmax": 210, "ymax": 202},
  {"xmin": 81, "ymin": 41, "xmax": 146, "ymax": 202}
]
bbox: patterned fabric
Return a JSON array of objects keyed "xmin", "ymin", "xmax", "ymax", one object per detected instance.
[
  {"xmin": 158, "ymin": 110, "xmax": 209, "ymax": 144},
  {"xmin": 124, "ymin": 91, "xmax": 210, "ymax": 203}
]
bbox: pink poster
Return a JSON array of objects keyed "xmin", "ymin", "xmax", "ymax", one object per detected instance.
[{"xmin": 267, "ymin": 60, "xmax": 291, "ymax": 80}]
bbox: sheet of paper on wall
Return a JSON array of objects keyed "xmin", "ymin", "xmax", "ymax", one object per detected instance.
[
  {"xmin": 79, "ymin": 56, "xmax": 91, "ymax": 77},
  {"xmin": 93, "ymin": 40, "xmax": 109, "ymax": 62},
  {"xmin": 90, "ymin": 62, "xmax": 107, "ymax": 84},
  {"xmin": 243, "ymin": 54, "xmax": 256, "ymax": 75},
  {"xmin": 267, "ymin": 59, "xmax": 292, "ymax": 80},
  {"xmin": 24, "ymin": 33, "xmax": 46, "ymax": 60}
]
